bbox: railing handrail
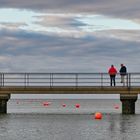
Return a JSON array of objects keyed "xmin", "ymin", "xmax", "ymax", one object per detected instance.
[
  {"xmin": 0, "ymin": 72, "xmax": 139, "ymax": 87},
  {"xmin": 0, "ymin": 72, "xmax": 137, "ymax": 74}
]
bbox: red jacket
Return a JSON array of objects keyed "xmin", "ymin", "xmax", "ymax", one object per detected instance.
[{"xmin": 108, "ymin": 67, "xmax": 117, "ymax": 75}]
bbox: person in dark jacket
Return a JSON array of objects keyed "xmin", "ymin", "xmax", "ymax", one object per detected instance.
[
  {"xmin": 119, "ymin": 64, "xmax": 127, "ymax": 86},
  {"xmin": 108, "ymin": 65, "xmax": 117, "ymax": 86}
]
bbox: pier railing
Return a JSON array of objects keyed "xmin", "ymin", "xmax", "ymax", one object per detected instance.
[{"xmin": 0, "ymin": 73, "xmax": 140, "ymax": 87}]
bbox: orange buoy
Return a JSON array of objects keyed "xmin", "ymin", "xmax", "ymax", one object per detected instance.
[
  {"xmin": 114, "ymin": 105, "xmax": 119, "ymax": 109},
  {"xmin": 75, "ymin": 104, "xmax": 80, "ymax": 108},
  {"xmin": 62, "ymin": 104, "xmax": 66, "ymax": 107},
  {"xmin": 43, "ymin": 102, "xmax": 50, "ymax": 107},
  {"xmin": 94, "ymin": 112, "xmax": 102, "ymax": 119}
]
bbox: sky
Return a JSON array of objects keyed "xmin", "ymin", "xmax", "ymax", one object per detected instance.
[
  {"xmin": 0, "ymin": 0, "xmax": 140, "ymax": 73},
  {"xmin": 1, "ymin": 0, "xmax": 140, "ymax": 99}
]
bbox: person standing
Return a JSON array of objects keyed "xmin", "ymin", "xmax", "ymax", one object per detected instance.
[
  {"xmin": 108, "ymin": 65, "xmax": 117, "ymax": 86},
  {"xmin": 119, "ymin": 64, "xmax": 127, "ymax": 86}
]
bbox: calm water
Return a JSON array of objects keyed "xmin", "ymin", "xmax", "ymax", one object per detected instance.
[{"xmin": 0, "ymin": 99, "xmax": 140, "ymax": 140}]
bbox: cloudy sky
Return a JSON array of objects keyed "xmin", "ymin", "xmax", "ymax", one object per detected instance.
[{"xmin": 0, "ymin": 0, "xmax": 140, "ymax": 73}]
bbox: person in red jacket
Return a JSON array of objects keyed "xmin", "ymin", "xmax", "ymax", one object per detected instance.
[{"xmin": 108, "ymin": 65, "xmax": 117, "ymax": 86}]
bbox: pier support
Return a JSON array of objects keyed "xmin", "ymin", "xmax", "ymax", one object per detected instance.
[
  {"xmin": 0, "ymin": 94, "xmax": 10, "ymax": 113},
  {"xmin": 120, "ymin": 94, "xmax": 138, "ymax": 114}
]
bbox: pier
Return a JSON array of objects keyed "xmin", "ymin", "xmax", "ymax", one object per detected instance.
[{"xmin": 0, "ymin": 72, "xmax": 140, "ymax": 114}]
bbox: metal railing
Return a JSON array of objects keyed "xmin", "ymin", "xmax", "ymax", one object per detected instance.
[{"xmin": 0, "ymin": 73, "xmax": 140, "ymax": 87}]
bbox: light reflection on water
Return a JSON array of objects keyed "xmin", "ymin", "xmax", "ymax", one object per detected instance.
[{"xmin": 0, "ymin": 99, "xmax": 139, "ymax": 140}]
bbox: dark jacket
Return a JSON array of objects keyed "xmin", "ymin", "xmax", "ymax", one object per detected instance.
[{"xmin": 119, "ymin": 66, "xmax": 127, "ymax": 75}]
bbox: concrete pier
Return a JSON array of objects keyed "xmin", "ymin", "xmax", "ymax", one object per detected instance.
[
  {"xmin": 0, "ymin": 94, "xmax": 10, "ymax": 113},
  {"xmin": 120, "ymin": 94, "xmax": 138, "ymax": 114}
]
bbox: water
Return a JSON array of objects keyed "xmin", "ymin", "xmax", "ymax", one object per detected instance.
[
  {"xmin": 0, "ymin": 99, "xmax": 140, "ymax": 140},
  {"xmin": 8, "ymin": 99, "xmax": 122, "ymax": 114}
]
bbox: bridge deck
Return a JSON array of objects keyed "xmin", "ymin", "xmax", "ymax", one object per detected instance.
[{"xmin": 0, "ymin": 86, "xmax": 140, "ymax": 94}]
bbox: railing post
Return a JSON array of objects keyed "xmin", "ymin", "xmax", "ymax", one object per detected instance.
[
  {"xmin": 52, "ymin": 73, "xmax": 53, "ymax": 87},
  {"xmin": 0, "ymin": 73, "xmax": 1, "ymax": 87},
  {"xmin": 126, "ymin": 73, "xmax": 128, "ymax": 87},
  {"xmin": 24, "ymin": 73, "xmax": 29, "ymax": 87},
  {"xmin": 76, "ymin": 73, "xmax": 78, "ymax": 88},
  {"xmin": 129, "ymin": 73, "xmax": 131, "ymax": 87},
  {"xmin": 27, "ymin": 73, "xmax": 29, "ymax": 87},
  {"xmin": 101, "ymin": 73, "xmax": 103, "ymax": 87},
  {"xmin": 50, "ymin": 73, "xmax": 51, "ymax": 88},
  {"xmin": 2, "ymin": 73, "xmax": 4, "ymax": 87},
  {"xmin": 24, "ymin": 73, "xmax": 26, "ymax": 87},
  {"xmin": 50, "ymin": 73, "xmax": 53, "ymax": 88}
]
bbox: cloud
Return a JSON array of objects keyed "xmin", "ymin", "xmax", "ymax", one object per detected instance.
[
  {"xmin": 0, "ymin": 28, "xmax": 140, "ymax": 72},
  {"xmin": 0, "ymin": 8, "xmax": 140, "ymax": 41},
  {"xmin": 96, "ymin": 30, "xmax": 140, "ymax": 42},
  {"xmin": 1, "ymin": 0, "xmax": 140, "ymax": 20},
  {"xmin": 35, "ymin": 14, "xmax": 86, "ymax": 30},
  {"xmin": 0, "ymin": 22, "xmax": 27, "ymax": 30}
]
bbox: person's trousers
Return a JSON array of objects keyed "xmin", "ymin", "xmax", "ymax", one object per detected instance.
[
  {"xmin": 121, "ymin": 75, "xmax": 127, "ymax": 86},
  {"xmin": 110, "ymin": 75, "xmax": 116, "ymax": 86}
]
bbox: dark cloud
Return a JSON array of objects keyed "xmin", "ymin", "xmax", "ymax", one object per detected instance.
[
  {"xmin": 0, "ymin": 28, "xmax": 140, "ymax": 72},
  {"xmin": 0, "ymin": 28, "xmax": 137, "ymax": 57},
  {"xmin": 1, "ymin": 0, "xmax": 140, "ymax": 19},
  {"xmin": 1, "ymin": 28, "xmax": 140, "ymax": 53}
]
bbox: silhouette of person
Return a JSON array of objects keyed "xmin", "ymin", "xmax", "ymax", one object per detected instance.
[
  {"xmin": 108, "ymin": 65, "xmax": 117, "ymax": 86},
  {"xmin": 119, "ymin": 64, "xmax": 127, "ymax": 86}
]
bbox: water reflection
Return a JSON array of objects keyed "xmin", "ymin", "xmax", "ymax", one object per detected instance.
[{"xmin": 107, "ymin": 114, "xmax": 139, "ymax": 140}]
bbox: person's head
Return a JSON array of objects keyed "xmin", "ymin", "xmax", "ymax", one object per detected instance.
[
  {"xmin": 121, "ymin": 64, "xmax": 124, "ymax": 67},
  {"xmin": 111, "ymin": 65, "xmax": 114, "ymax": 67}
]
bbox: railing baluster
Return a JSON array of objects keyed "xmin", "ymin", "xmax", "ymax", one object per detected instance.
[
  {"xmin": 101, "ymin": 73, "xmax": 103, "ymax": 87},
  {"xmin": 76, "ymin": 73, "xmax": 78, "ymax": 88},
  {"xmin": 126, "ymin": 73, "xmax": 128, "ymax": 87},
  {"xmin": 27, "ymin": 73, "xmax": 29, "ymax": 86},
  {"xmin": 52, "ymin": 73, "xmax": 53, "ymax": 87},
  {"xmin": 129, "ymin": 73, "xmax": 131, "ymax": 87},
  {"xmin": 50, "ymin": 73, "xmax": 51, "ymax": 87},
  {"xmin": 50, "ymin": 73, "xmax": 53, "ymax": 88},
  {"xmin": 24, "ymin": 73, "xmax": 26, "ymax": 87},
  {"xmin": 0, "ymin": 73, "xmax": 2, "ymax": 87},
  {"xmin": 3, "ymin": 73, "xmax": 4, "ymax": 87}
]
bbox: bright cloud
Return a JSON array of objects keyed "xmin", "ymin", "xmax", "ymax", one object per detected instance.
[{"xmin": 0, "ymin": 9, "xmax": 140, "ymax": 37}]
